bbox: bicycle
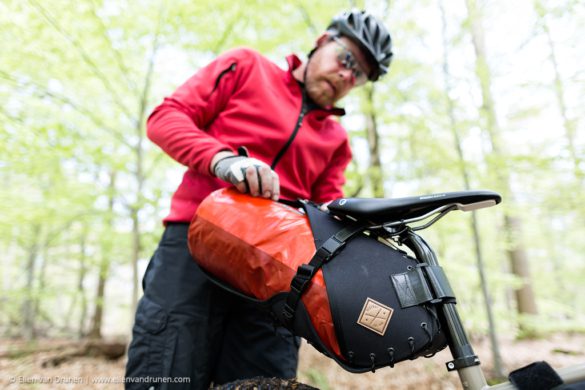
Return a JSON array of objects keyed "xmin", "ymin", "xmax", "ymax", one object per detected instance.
[
  {"xmin": 203, "ymin": 189, "xmax": 585, "ymax": 389},
  {"xmin": 320, "ymin": 189, "xmax": 585, "ymax": 389}
]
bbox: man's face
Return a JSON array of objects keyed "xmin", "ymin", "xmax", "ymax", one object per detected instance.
[{"xmin": 305, "ymin": 35, "xmax": 373, "ymax": 108}]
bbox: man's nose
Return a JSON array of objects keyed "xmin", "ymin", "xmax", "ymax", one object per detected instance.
[{"xmin": 338, "ymin": 67, "xmax": 355, "ymax": 86}]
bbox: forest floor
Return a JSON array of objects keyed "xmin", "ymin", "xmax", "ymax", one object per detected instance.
[{"xmin": 0, "ymin": 333, "xmax": 583, "ymax": 389}]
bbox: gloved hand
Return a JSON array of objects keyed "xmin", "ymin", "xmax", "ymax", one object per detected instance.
[{"xmin": 213, "ymin": 153, "xmax": 280, "ymax": 200}]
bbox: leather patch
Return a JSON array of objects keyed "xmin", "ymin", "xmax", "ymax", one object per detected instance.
[{"xmin": 357, "ymin": 298, "xmax": 394, "ymax": 336}]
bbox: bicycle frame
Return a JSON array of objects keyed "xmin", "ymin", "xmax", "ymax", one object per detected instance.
[{"xmin": 400, "ymin": 224, "xmax": 585, "ymax": 389}]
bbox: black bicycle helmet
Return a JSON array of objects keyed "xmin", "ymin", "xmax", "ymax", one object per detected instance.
[{"xmin": 327, "ymin": 10, "xmax": 393, "ymax": 81}]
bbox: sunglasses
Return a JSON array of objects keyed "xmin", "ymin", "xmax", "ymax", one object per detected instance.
[{"xmin": 331, "ymin": 36, "xmax": 369, "ymax": 86}]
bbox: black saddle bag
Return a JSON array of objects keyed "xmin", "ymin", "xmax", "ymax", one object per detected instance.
[
  {"xmin": 191, "ymin": 194, "xmax": 450, "ymax": 373},
  {"xmin": 272, "ymin": 201, "xmax": 449, "ymax": 372}
]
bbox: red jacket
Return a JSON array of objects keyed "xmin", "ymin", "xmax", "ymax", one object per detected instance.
[{"xmin": 147, "ymin": 48, "xmax": 352, "ymax": 223}]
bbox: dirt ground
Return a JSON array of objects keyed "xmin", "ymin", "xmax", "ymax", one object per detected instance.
[{"xmin": 1, "ymin": 333, "xmax": 583, "ymax": 389}]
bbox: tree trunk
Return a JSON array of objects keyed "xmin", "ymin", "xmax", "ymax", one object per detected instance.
[
  {"xmin": 1, "ymin": 237, "xmax": 18, "ymax": 298},
  {"xmin": 361, "ymin": 2, "xmax": 391, "ymax": 199},
  {"xmin": 130, "ymin": 6, "xmax": 164, "ymax": 317},
  {"xmin": 536, "ymin": 2, "xmax": 583, "ymax": 181},
  {"xmin": 439, "ymin": 0, "xmax": 505, "ymax": 378},
  {"xmin": 130, "ymin": 209, "xmax": 140, "ymax": 318},
  {"xmin": 78, "ymin": 225, "xmax": 89, "ymax": 338},
  {"xmin": 32, "ymin": 241, "xmax": 51, "ymax": 337},
  {"xmin": 364, "ymin": 85, "xmax": 385, "ymax": 198},
  {"xmin": 89, "ymin": 171, "xmax": 116, "ymax": 339},
  {"xmin": 504, "ymin": 215, "xmax": 538, "ymax": 315},
  {"xmin": 21, "ymin": 225, "xmax": 41, "ymax": 340},
  {"xmin": 88, "ymin": 261, "xmax": 107, "ymax": 339},
  {"xmin": 465, "ymin": 0, "xmax": 538, "ymax": 334}
]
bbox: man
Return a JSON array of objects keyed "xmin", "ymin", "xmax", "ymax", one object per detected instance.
[{"xmin": 125, "ymin": 10, "xmax": 392, "ymax": 389}]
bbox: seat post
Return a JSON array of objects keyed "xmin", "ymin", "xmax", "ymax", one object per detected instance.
[{"xmin": 403, "ymin": 230, "xmax": 487, "ymax": 388}]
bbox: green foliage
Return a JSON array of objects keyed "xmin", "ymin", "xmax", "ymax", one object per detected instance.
[{"xmin": 0, "ymin": 0, "xmax": 583, "ymax": 344}]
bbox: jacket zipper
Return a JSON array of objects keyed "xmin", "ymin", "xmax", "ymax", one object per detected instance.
[
  {"xmin": 212, "ymin": 62, "xmax": 236, "ymax": 93},
  {"xmin": 271, "ymin": 91, "xmax": 307, "ymax": 169}
]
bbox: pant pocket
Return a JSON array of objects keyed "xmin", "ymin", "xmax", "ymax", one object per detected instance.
[{"xmin": 126, "ymin": 296, "xmax": 178, "ymax": 388}]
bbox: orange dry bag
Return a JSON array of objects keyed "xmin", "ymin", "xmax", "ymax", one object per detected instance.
[{"xmin": 187, "ymin": 188, "xmax": 342, "ymax": 358}]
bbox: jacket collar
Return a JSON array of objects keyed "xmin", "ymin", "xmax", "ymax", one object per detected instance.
[{"xmin": 285, "ymin": 54, "xmax": 346, "ymax": 117}]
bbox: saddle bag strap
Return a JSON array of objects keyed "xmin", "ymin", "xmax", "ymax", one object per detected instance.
[
  {"xmin": 198, "ymin": 266, "xmax": 273, "ymax": 308},
  {"xmin": 282, "ymin": 221, "xmax": 366, "ymax": 325}
]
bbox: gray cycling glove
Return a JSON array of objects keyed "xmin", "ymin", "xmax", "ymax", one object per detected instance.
[{"xmin": 213, "ymin": 155, "xmax": 271, "ymax": 194}]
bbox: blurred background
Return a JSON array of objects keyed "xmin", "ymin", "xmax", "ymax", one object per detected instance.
[{"xmin": 1, "ymin": 0, "xmax": 583, "ymax": 388}]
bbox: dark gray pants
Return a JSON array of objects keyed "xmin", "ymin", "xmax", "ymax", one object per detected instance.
[{"xmin": 125, "ymin": 223, "xmax": 299, "ymax": 389}]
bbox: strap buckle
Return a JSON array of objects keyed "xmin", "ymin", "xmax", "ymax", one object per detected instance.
[
  {"xmin": 282, "ymin": 304, "xmax": 295, "ymax": 321},
  {"xmin": 290, "ymin": 264, "xmax": 315, "ymax": 294},
  {"xmin": 315, "ymin": 236, "xmax": 345, "ymax": 263}
]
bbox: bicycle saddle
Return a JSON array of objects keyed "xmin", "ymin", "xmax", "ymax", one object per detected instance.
[{"xmin": 327, "ymin": 190, "xmax": 502, "ymax": 224}]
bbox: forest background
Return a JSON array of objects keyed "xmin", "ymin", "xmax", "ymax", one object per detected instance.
[{"xmin": 0, "ymin": 0, "xmax": 583, "ymax": 388}]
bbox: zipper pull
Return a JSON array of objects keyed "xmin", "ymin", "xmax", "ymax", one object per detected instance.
[{"xmin": 298, "ymin": 105, "xmax": 307, "ymax": 125}]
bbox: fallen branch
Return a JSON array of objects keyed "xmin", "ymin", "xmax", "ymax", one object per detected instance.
[
  {"xmin": 41, "ymin": 340, "xmax": 126, "ymax": 367},
  {"xmin": 0, "ymin": 342, "xmax": 76, "ymax": 359}
]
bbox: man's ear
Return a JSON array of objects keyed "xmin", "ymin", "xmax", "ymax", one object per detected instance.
[
  {"xmin": 314, "ymin": 33, "xmax": 331, "ymax": 47},
  {"xmin": 307, "ymin": 33, "xmax": 332, "ymax": 59}
]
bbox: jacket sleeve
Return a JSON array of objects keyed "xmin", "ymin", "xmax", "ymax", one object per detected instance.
[
  {"xmin": 310, "ymin": 139, "xmax": 353, "ymax": 203},
  {"xmin": 146, "ymin": 49, "xmax": 247, "ymax": 175}
]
